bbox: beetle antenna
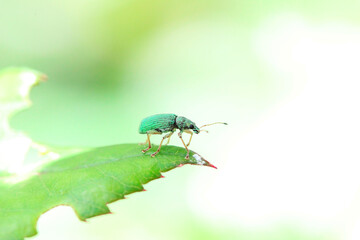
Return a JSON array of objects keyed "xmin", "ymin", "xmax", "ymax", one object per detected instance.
[
  {"xmin": 200, "ymin": 130, "xmax": 209, "ymax": 133},
  {"xmin": 200, "ymin": 122, "xmax": 227, "ymax": 129}
]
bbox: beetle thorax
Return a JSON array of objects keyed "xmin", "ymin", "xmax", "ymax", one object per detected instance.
[
  {"xmin": 175, "ymin": 116, "xmax": 199, "ymax": 133},
  {"xmin": 175, "ymin": 116, "xmax": 186, "ymax": 130}
]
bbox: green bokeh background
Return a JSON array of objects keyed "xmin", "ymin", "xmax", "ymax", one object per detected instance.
[{"xmin": 1, "ymin": 0, "xmax": 357, "ymax": 239}]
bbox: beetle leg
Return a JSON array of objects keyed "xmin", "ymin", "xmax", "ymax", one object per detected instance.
[
  {"xmin": 142, "ymin": 134, "xmax": 152, "ymax": 153},
  {"xmin": 164, "ymin": 131, "xmax": 174, "ymax": 145},
  {"xmin": 139, "ymin": 137, "xmax": 149, "ymax": 145},
  {"xmin": 164, "ymin": 136, "xmax": 171, "ymax": 145},
  {"xmin": 151, "ymin": 132, "xmax": 173, "ymax": 157},
  {"xmin": 183, "ymin": 129, "xmax": 193, "ymax": 147},
  {"xmin": 178, "ymin": 132, "xmax": 190, "ymax": 159}
]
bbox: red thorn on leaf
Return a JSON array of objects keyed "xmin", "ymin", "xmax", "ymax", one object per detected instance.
[
  {"xmin": 178, "ymin": 164, "xmax": 184, "ymax": 167},
  {"xmin": 160, "ymin": 175, "xmax": 165, "ymax": 178},
  {"xmin": 208, "ymin": 163, "xmax": 218, "ymax": 169},
  {"xmin": 142, "ymin": 189, "xmax": 147, "ymax": 191}
]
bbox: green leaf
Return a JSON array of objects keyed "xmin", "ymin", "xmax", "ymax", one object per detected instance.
[
  {"xmin": 0, "ymin": 144, "xmax": 215, "ymax": 240},
  {"xmin": 0, "ymin": 68, "xmax": 50, "ymax": 173}
]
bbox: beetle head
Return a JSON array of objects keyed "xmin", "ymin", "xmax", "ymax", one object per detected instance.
[{"xmin": 176, "ymin": 116, "xmax": 200, "ymax": 134}]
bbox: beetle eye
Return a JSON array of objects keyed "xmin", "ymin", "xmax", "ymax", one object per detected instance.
[{"xmin": 189, "ymin": 124, "xmax": 194, "ymax": 129}]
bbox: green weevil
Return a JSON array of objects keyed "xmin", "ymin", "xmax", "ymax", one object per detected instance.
[{"xmin": 139, "ymin": 113, "xmax": 227, "ymax": 159}]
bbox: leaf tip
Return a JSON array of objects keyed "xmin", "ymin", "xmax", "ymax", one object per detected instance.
[
  {"xmin": 207, "ymin": 163, "xmax": 217, "ymax": 169},
  {"xmin": 190, "ymin": 153, "xmax": 217, "ymax": 169}
]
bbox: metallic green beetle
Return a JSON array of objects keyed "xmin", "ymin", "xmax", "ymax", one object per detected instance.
[{"xmin": 139, "ymin": 113, "xmax": 227, "ymax": 159}]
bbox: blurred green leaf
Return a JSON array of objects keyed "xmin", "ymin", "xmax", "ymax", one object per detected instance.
[
  {"xmin": 0, "ymin": 67, "xmax": 47, "ymax": 107},
  {"xmin": 0, "ymin": 144, "xmax": 214, "ymax": 240},
  {"xmin": 0, "ymin": 68, "xmax": 49, "ymax": 173}
]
